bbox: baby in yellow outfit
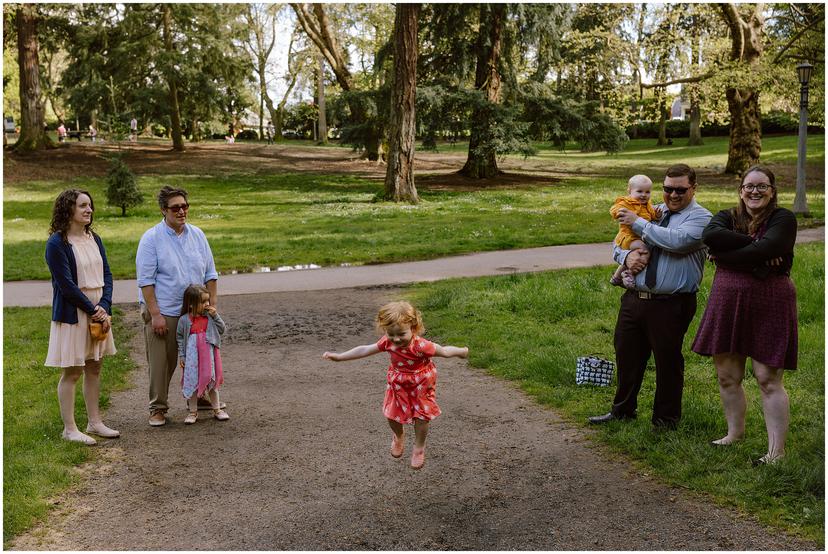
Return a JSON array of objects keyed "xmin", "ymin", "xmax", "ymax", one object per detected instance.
[{"xmin": 610, "ymin": 175, "xmax": 661, "ymax": 288}]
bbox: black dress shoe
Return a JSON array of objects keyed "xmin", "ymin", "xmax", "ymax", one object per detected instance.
[{"xmin": 587, "ymin": 412, "xmax": 635, "ymax": 424}]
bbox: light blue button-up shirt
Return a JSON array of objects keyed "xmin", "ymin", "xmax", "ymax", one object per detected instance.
[
  {"xmin": 136, "ymin": 220, "xmax": 218, "ymax": 316},
  {"xmin": 613, "ymin": 198, "xmax": 712, "ymax": 294}
]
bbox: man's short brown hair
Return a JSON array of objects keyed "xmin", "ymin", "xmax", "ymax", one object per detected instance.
[
  {"xmin": 157, "ymin": 186, "xmax": 188, "ymax": 210},
  {"xmin": 665, "ymin": 164, "xmax": 696, "ymax": 185}
]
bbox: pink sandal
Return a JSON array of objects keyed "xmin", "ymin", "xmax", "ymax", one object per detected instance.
[
  {"xmin": 410, "ymin": 446, "xmax": 426, "ymax": 469},
  {"xmin": 391, "ymin": 433, "xmax": 405, "ymax": 458}
]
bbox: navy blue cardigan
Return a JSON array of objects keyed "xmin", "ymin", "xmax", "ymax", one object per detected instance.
[{"xmin": 45, "ymin": 232, "xmax": 113, "ymax": 324}]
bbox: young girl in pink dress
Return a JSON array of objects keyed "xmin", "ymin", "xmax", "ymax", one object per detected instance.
[
  {"xmin": 323, "ymin": 301, "xmax": 469, "ymax": 469},
  {"xmin": 176, "ymin": 284, "xmax": 229, "ymax": 424}
]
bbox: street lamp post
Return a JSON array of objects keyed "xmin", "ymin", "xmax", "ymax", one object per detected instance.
[{"xmin": 793, "ymin": 62, "xmax": 813, "ymax": 216}]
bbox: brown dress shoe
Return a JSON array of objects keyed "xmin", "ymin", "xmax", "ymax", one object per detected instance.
[{"xmin": 148, "ymin": 410, "xmax": 166, "ymax": 427}]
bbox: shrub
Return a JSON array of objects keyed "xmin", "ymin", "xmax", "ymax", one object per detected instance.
[
  {"xmin": 105, "ymin": 155, "xmax": 142, "ymax": 216},
  {"xmin": 236, "ymin": 129, "xmax": 259, "ymax": 141}
]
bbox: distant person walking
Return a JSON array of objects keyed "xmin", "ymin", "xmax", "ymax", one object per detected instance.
[
  {"xmin": 692, "ymin": 166, "xmax": 797, "ymax": 465},
  {"xmin": 266, "ymin": 121, "xmax": 275, "ymax": 145},
  {"xmin": 136, "ymin": 186, "xmax": 220, "ymax": 427},
  {"xmin": 57, "ymin": 122, "xmax": 67, "ymax": 143},
  {"xmin": 89, "ymin": 125, "xmax": 97, "ymax": 143},
  {"xmin": 45, "ymin": 189, "xmax": 119, "ymax": 446},
  {"xmin": 130, "ymin": 117, "xmax": 138, "ymax": 142}
]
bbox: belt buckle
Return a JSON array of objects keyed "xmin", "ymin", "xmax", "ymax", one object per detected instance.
[{"xmin": 637, "ymin": 291, "xmax": 653, "ymax": 300}]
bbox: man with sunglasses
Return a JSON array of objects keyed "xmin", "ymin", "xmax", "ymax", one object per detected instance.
[
  {"xmin": 589, "ymin": 164, "xmax": 712, "ymax": 430},
  {"xmin": 136, "ymin": 186, "xmax": 219, "ymax": 426}
]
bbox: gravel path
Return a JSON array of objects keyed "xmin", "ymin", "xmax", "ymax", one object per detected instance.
[{"xmin": 10, "ymin": 287, "xmax": 816, "ymax": 550}]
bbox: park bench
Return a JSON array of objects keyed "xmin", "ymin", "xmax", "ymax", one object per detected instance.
[{"xmin": 67, "ymin": 130, "xmax": 89, "ymax": 141}]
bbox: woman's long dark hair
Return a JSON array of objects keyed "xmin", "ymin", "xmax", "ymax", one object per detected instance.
[
  {"xmin": 49, "ymin": 189, "xmax": 95, "ymax": 240},
  {"xmin": 730, "ymin": 165, "xmax": 778, "ymax": 236}
]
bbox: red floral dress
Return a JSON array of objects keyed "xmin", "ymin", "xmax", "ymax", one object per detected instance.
[{"xmin": 378, "ymin": 335, "xmax": 441, "ymax": 424}]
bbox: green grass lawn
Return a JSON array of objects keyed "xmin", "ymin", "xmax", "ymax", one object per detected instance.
[
  {"xmin": 3, "ymin": 307, "xmax": 136, "ymax": 546},
  {"xmin": 4, "ymin": 160, "xmax": 824, "ymax": 281},
  {"xmin": 409, "ymin": 242, "xmax": 824, "ymax": 544}
]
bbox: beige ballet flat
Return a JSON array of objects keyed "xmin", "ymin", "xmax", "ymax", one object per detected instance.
[
  {"xmin": 62, "ymin": 430, "xmax": 97, "ymax": 446},
  {"xmin": 85, "ymin": 422, "xmax": 120, "ymax": 438}
]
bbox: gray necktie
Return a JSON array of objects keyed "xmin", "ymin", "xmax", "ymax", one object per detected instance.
[{"xmin": 644, "ymin": 211, "xmax": 675, "ymax": 289}]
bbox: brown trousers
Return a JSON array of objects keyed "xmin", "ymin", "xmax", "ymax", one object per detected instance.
[{"xmin": 141, "ymin": 306, "xmax": 180, "ymax": 413}]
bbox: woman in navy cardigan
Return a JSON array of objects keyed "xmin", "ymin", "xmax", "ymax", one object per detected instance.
[{"xmin": 45, "ymin": 189, "xmax": 119, "ymax": 445}]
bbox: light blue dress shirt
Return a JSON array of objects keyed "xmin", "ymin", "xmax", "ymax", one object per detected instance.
[
  {"xmin": 613, "ymin": 198, "xmax": 712, "ymax": 294},
  {"xmin": 136, "ymin": 220, "xmax": 218, "ymax": 316}
]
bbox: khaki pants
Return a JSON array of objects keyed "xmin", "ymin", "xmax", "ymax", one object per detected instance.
[{"xmin": 141, "ymin": 306, "xmax": 180, "ymax": 413}]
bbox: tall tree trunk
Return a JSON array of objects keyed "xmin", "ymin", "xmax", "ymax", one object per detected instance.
[
  {"xmin": 687, "ymin": 26, "xmax": 704, "ymax": 146},
  {"xmin": 724, "ymin": 89, "xmax": 761, "ymax": 174},
  {"xmin": 460, "ymin": 4, "xmax": 505, "ymax": 179},
  {"xmin": 14, "ymin": 4, "xmax": 52, "ymax": 152},
  {"xmin": 163, "ymin": 5, "xmax": 185, "ymax": 152},
  {"xmin": 719, "ymin": 3, "xmax": 764, "ymax": 174},
  {"xmin": 384, "ymin": 3, "xmax": 419, "ymax": 203},
  {"xmin": 316, "ymin": 53, "xmax": 327, "ymax": 144},
  {"xmin": 688, "ymin": 89, "xmax": 703, "ymax": 146},
  {"xmin": 656, "ymin": 88, "xmax": 668, "ymax": 146},
  {"xmin": 259, "ymin": 84, "xmax": 264, "ymax": 140}
]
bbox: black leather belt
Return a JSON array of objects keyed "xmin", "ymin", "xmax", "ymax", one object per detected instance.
[{"xmin": 634, "ymin": 290, "xmax": 694, "ymax": 300}]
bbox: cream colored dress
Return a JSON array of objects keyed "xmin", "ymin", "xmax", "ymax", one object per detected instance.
[{"xmin": 45, "ymin": 234, "xmax": 117, "ymax": 368}]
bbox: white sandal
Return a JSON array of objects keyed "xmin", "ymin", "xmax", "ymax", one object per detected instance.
[{"xmin": 184, "ymin": 412, "xmax": 198, "ymax": 425}]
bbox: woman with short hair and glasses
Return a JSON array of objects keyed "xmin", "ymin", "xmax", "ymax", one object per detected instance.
[
  {"xmin": 136, "ymin": 186, "xmax": 219, "ymax": 426},
  {"xmin": 692, "ymin": 165, "xmax": 798, "ymax": 465}
]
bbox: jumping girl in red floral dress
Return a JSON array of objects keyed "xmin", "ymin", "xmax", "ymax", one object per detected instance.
[{"xmin": 323, "ymin": 301, "xmax": 469, "ymax": 469}]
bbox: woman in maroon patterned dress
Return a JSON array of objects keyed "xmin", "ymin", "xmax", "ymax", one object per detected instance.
[{"xmin": 692, "ymin": 166, "xmax": 797, "ymax": 465}]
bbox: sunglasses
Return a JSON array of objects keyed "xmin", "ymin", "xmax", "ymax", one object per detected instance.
[
  {"xmin": 662, "ymin": 186, "xmax": 692, "ymax": 195},
  {"xmin": 166, "ymin": 203, "xmax": 189, "ymax": 213}
]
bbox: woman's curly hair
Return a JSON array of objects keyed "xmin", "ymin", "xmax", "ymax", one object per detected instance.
[{"xmin": 49, "ymin": 189, "xmax": 95, "ymax": 240}]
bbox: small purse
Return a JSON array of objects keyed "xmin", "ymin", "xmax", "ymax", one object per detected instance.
[
  {"xmin": 576, "ymin": 355, "xmax": 614, "ymax": 387},
  {"xmin": 89, "ymin": 321, "xmax": 108, "ymax": 342}
]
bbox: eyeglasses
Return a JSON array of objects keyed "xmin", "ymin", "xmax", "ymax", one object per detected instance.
[
  {"xmin": 663, "ymin": 186, "xmax": 692, "ymax": 195},
  {"xmin": 741, "ymin": 184, "xmax": 772, "ymax": 193},
  {"xmin": 166, "ymin": 203, "xmax": 189, "ymax": 213}
]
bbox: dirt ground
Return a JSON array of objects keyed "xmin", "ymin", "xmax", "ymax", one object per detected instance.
[
  {"xmin": 9, "ymin": 287, "xmax": 817, "ymax": 550},
  {"xmin": 5, "ymin": 139, "xmax": 821, "ymax": 190}
]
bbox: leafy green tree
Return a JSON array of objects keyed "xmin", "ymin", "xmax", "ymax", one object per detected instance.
[{"xmin": 105, "ymin": 155, "xmax": 142, "ymax": 216}]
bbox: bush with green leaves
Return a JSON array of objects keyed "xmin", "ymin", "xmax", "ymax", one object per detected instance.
[{"xmin": 105, "ymin": 155, "xmax": 142, "ymax": 216}]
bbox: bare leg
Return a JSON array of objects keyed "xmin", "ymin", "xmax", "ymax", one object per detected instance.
[
  {"xmin": 753, "ymin": 360, "xmax": 789, "ymax": 460},
  {"xmin": 82, "ymin": 359, "xmax": 102, "ymax": 425},
  {"xmin": 388, "ymin": 418, "xmax": 405, "ymax": 457},
  {"xmin": 411, "ymin": 419, "xmax": 429, "ymax": 469},
  {"xmin": 58, "ymin": 367, "xmax": 95, "ymax": 445},
  {"xmin": 387, "ymin": 418, "xmax": 404, "ymax": 439},
  {"xmin": 712, "ymin": 353, "xmax": 747, "ymax": 445},
  {"xmin": 413, "ymin": 419, "xmax": 430, "ymax": 448},
  {"xmin": 83, "ymin": 360, "xmax": 120, "ymax": 437}
]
